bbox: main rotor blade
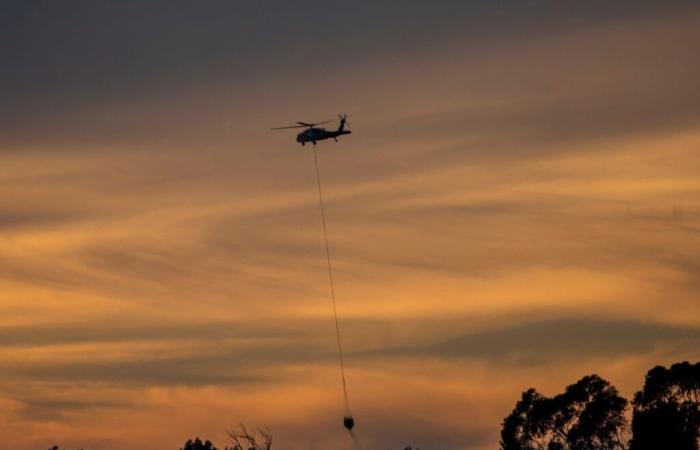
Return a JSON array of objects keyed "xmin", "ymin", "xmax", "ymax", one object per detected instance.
[
  {"xmin": 271, "ymin": 125, "xmax": 307, "ymax": 130},
  {"xmin": 296, "ymin": 119, "xmax": 334, "ymax": 127},
  {"xmin": 271, "ymin": 119, "xmax": 335, "ymax": 130}
]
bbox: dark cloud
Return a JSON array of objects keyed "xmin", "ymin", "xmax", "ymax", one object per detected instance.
[
  {"xmin": 17, "ymin": 398, "xmax": 127, "ymax": 421},
  {"xmin": 2, "ymin": 0, "xmax": 698, "ymax": 148},
  {"xmin": 0, "ymin": 321, "xmax": 301, "ymax": 348},
  {"xmin": 2, "ymin": 332, "xmax": 330, "ymax": 387},
  {"xmin": 0, "ymin": 320, "xmax": 337, "ymax": 386},
  {"xmin": 3, "ymin": 0, "xmax": 695, "ymax": 90},
  {"xmin": 366, "ymin": 318, "xmax": 700, "ymax": 364},
  {"xmin": 0, "ymin": 210, "xmax": 86, "ymax": 230},
  {"xmin": 389, "ymin": 86, "xmax": 700, "ymax": 162},
  {"xmin": 10, "ymin": 353, "xmax": 267, "ymax": 387},
  {"xmin": 2, "ymin": 0, "xmax": 689, "ymax": 98},
  {"xmin": 3, "ymin": 317, "xmax": 699, "ymax": 388},
  {"xmin": 0, "ymin": 255, "xmax": 88, "ymax": 290}
]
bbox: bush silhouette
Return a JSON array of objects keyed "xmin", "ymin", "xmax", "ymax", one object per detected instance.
[{"xmin": 181, "ymin": 437, "xmax": 218, "ymax": 450}]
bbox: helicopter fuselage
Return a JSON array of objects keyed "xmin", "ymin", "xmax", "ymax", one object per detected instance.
[
  {"xmin": 296, "ymin": 127, "xmax": 351, "ymax": 145},
  {"xmin": 272, "ymin": 114, "xmax": 351, "ymax": 145}
]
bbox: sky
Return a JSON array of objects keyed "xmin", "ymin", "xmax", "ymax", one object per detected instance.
[{"xmin": 1, "ymin": 1, "xmax": 700, "ymax": 449}]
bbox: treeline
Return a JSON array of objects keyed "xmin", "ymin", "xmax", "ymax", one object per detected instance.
[
  {"xmin": 46, "ymin": 361, "xmax": 699, "ymax": 450},
  {"xmin": 46, "ymin": 424, "xmax": 272, "ymax": 450},
  {"xmin": 501, "ymin": 361, "xmax": 700, "ymax": 450}
]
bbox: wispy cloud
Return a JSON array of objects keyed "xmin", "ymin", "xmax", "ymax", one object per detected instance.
[{"xmin": 1, "ymin": 2, "xmax": 700, "ymax": 449}]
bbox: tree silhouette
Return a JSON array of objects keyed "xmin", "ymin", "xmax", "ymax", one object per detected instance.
[
  {"xmin": 629, "ymin": 361, "xmax": 700, "ymax": 450},
  {"xmin": 227, "ymin": 424, "xmax": 272, "ymax": 450},
  {"xmin": 500, "ymin": 374, "xmax": 627, "ymax": 450},
  {"xmin": 180, "ymin": 437, "xmax": 219, "ymax": 450}
]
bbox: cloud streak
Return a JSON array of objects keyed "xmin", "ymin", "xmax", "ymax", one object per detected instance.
[{"xmin": 1, "ymin": 2, "xmax": 700, "ymax": 449}]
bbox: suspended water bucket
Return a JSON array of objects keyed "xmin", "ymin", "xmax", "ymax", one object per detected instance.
[{"xmin": 343, "ymin": 416, "xmax": 355, "ymax": 430}]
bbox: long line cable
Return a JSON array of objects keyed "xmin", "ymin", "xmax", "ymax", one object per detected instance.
[{"xmin": 312, "ymin": 146, "xmax": 351, "ymax": 415}]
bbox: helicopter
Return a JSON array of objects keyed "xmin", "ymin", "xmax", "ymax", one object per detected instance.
[{"xmin": 272, "ymin": 114, "xmax": 351, "ymax": 146}]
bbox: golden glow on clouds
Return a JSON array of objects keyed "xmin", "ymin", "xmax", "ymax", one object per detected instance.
[{"xmin": 2, "ymin": 4, "xmax": 700, "ymax": 450}]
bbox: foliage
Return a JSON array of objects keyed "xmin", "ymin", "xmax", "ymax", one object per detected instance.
[
  {"xmin": 629, "ymin": 361, "xmax": 700, "ymax": 450},
  {"xmin": 181, "ymin": 437, "xmax": 218, "ymax": 450},
  {"xmin": 500, "ymin": 375, "xmax": 627, "ymax": 450}
]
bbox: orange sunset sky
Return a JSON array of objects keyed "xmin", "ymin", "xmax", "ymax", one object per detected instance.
[{"xmin": 1, "ymin": 1, "xmax": 700, "ymax": 449}]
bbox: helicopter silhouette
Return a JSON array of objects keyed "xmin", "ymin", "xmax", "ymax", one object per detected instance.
[
  {"xmin": 274, "ymin": 112, "xmax": 357, "ymax": 434},
  {"xmin": 272, "ymin": 114, "xmax": 351, "ymax": 146}
]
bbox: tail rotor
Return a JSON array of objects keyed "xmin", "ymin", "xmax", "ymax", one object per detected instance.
[{"xmin": 337, "ymin": 114, "xmax": 351, "ymax": 133}]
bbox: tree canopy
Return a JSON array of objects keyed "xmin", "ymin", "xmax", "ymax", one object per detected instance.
[
  {"xmin": 630, "ymin": 361, "xmax": 700, "ymax": 450},
  {"xmin": 180, "ymin": 437, "xmax": 218, "ymax": 450},
  {"xmin": 501, "ymin": 375, "xmax": 627, "ymax": 450},
  {"xmin": 501, "ymin": 361, "xmax": 700, "ymax": 450}
]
